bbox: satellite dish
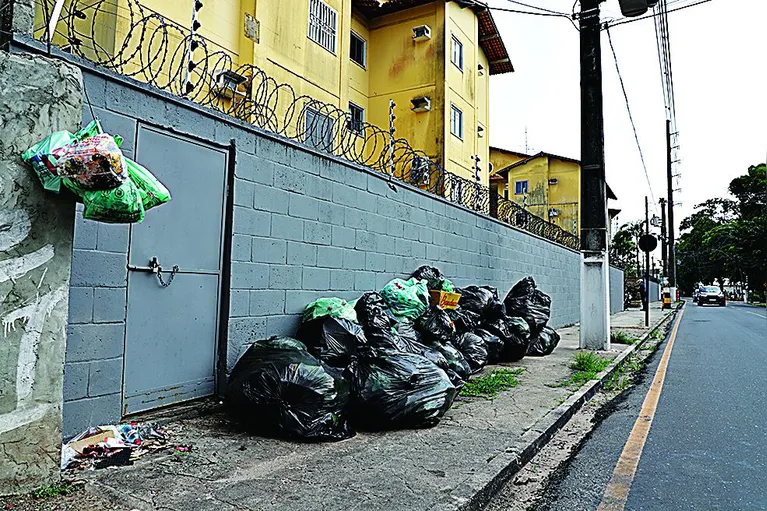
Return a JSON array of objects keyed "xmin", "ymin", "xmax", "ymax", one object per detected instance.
[{"xmin": 638, "ymin": 234, "xmax": 658, "ymax": 253}]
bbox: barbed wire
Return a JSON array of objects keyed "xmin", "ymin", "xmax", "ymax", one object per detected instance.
[{"xmin": 32, "ymin": 0, "xmax": 580, "ymax": 250}]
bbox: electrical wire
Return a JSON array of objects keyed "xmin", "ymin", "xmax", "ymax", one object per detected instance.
[
  {"xmin": 502, "ymin": 0, "xmax": 569, "ymax": 15},
  {"xmin": 606, "ymin": 25, "xmax": 658, "ymax": 211},
  {"xmin": 605, "ymin": 0, "xmax": 713, "ymax": 29},
  {"xmin": 489, "ymin": 5, "xmax": 579, "ymax": 31}
]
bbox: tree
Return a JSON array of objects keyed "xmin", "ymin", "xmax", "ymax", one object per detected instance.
[{"xmin": 610, "ymin": 221, "xmax": 643, "ymax": 276}]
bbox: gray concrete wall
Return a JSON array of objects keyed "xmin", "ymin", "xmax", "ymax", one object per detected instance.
[
  {"xmin": 649, "ymin": 280, "xmax": 661, "ymax": 303},
  {"xmin": 609, "ymin": 266, "xmax": 625, "ymax": 313},
  {"xmin": 0, "ymin": 52, "xmax": 80, "ymax": 495},
  {"xmin": 5, "ymin": 48, "xmax": 608, "ymax": 437}
]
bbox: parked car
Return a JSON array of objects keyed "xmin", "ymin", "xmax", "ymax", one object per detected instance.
[{"xmin": 697, "ymin": 286, "xmax": 726, "ymax": 306}]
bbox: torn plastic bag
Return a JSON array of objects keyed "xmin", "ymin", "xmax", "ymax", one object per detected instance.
[
  {"xmin": 474, "ymin": 328, "xmax": 505, "ymax": 363},
  {"xmin": 458, "ymin": 286, "xmax": 506, "ymax": 320},
  {"xmin": 296, "ymin": 317, "xmax": 366, "ymax": 368},
  {"xmin": 52, "ymin": 133, "xmax": 128, "ymax": 190},
  {"xmin": 380, "ymin": 278, "xmax": 429, "ymax": 319},
  {"xmin": 527, "ymin": 326, "xmax": 561, "ymax": 357},
  {"xmin": 302, "ymin": 297, "xmax": 358, "ymax": 323},
  {"xmin": 455, "ymin": 332, "xmax": 489, "ymax": 373},
  {"xmin": 504, "ymin": 276, "xmax": 552, "ymax": 335},
  {"xmin": 415, "ymin": 305, "xmax": 456, "ymax": 345},
  {"xmin": 226, "ymin": 337, "xmax": 354, "ymax": 441},
  {"xmin": 345, "ymin": 349, "xmax": 456, "ymax": 429},
  {"xmin": 126, "ymin": 158, "xmax": 171, "ymax": 211},
  {"xmin": 411, "ymin": 265, "xmax": 455, "ymax": 292},
  {"xmin": 448, "ymin": 308, "xmax": 481, "ymax": 333},
  {"xmin": 485, "ymin": 316, "xmax": 531, "ymax": 362}
]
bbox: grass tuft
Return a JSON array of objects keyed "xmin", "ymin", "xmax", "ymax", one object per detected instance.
[
  {"xmin": 460, "ymin": 368, "xmax": 525, "ymax": 399},
  {"xmin": 32, "ymin": 482, "xmax": 79, "ymax": 499},
  {"xmin": 610, "ymin": 330, "xmax": 637, "ymax": 345},
  {"xmin": 550, "ymin": 352, "xmax": 611, "ymax": 389}
]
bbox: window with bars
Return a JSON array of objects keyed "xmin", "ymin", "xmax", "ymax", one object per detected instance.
[
  {"xmin": 348, "ymin": 102, "xmax": 365, "ymax": 135},
  {"xmin": 450, "ymin": 104, "xmax": 463, "ymax": 140},
  {"xmin": 308, "ymin": 0, "xmax": 338, "ymax": 54}
]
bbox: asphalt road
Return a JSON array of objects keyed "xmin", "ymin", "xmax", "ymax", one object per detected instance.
[{"xmin": 537, "ymin": 302, "xmax": 767, "ymax": 511}]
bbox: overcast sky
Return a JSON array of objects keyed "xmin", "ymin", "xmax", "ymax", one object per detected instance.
[{"xmin": 487, "ymin": 0, "xmax": 767, "ymax": 237}]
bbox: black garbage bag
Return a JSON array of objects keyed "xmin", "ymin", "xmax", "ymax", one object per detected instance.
[
  {"xmin": 527, "ymin": 326, "xmax": 561, "ymax": 356},
  {"xmin": 474, "ymin": 328, "xmax": 505, "ymax": 363},
  {"xmin": 411, "ymin": 265, "xmax": 446, "ymax": 291},
  {"xmin": 448, "ymin": 308, "xmax": 481, "ymax": 333},
  {"xmin": 435, "ymin": 342, "xmax": 472, "ymax": 382},
  {"xmin": 458, "ymin": 286, "xmax": 506, "ymax": 319},
  {"xmin": 296, "ymin": 317, "xmax": 366, "ymax": 368},
  {"xmin": 455, "ymin": 332, "xmax": 489, "ymax": 373},
  {"xmin": 227, "ymin": 337, "xmax": 354, "ymax": 441},
  {"xmin": 416, "ymin": 305, "xmax": 456, "ymax": 345},
  {"xmin": 504, "ymin": 277, "xmax": 552, "ymax": 335},
  {"xmin": 391, "ymin": 316, "xmax": 422, "ymax": 345},
  {"xmin": 355, "ymin": 292, "xmax": 409, "ymax": 351},
  {"xmin": 346, "ymin": 349, "xmax": 456, "ymax": 429},
  {"xmin": 485, "ymin": 316, "xmax": 531, "ymax": 362}
]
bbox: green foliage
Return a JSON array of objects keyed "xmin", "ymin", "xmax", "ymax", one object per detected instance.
[
  {"xmin": 611, "ymin": 330, "xmax": 636, "ymax": 344},
  {"xmin": 460, "ymin": 368, "xmax": 524, "ymax": 398},
  {"xmin": 550, "ymin": 352, "xmax": 611, "ymax": 389},
  {"xmin": 610, "ymin": 221, "xmax": 644, "ymax": 276},
  {"xmin": 677, "ymin": 164, "xmax": 766, "ymax": 296},
  {"xmin": 33, "ymin": 483, "xmax": 79, "ymax": 499}
]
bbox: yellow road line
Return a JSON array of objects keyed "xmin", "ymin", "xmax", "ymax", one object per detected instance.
[{"xmin": 596, "ymin": 308, "xmax": 685, "ymax": 511}]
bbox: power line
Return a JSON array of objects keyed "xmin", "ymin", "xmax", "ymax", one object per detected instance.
[
  {"xmin": 605, "ymin": 0, "xmax": 713, "ymax": 29},
  {"xmin": 606, "ymin": 25, "xmax": 658, "ymax": 211},
  {"xmin": 489, "ymin": 4, "xmax": 579, "ymax": 30},
  {"xmin": 502, "ymin": 0, "xmax": 569, "ymax": 15}
]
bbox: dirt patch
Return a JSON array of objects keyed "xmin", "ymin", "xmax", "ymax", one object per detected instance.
[{"xmin": 1, "ymin": 482, "xmax": 131, "ymax": 511}]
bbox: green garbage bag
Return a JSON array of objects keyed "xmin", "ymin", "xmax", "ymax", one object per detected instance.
[
  {"xmin": 64, "ymin": 177, "xmax": 145, "ymax": 224},
  {"xmin": 302, "ymin": 298, "xmax": 358, "ymax": 323},
  {"xmin": 380, "ymin": 278, "xmax": 429, "ymax": 319},
  {"xmin": 126, "ymin": 158, "xmax": 171, "ymax": 211},
  {"xmin": 21, "ymin": 130, "xmax": 76, "ymax": 192},
  {"xmin": 441, "ymin": 279, "xmax": 456, "ymax": 292}
]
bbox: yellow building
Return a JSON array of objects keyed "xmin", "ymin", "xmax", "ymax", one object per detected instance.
[
  {"xmin": 39, "ymin": 0, "xmax": 512, "ymax": 185},
  {"xmin": 489, "ymin": 148, "xmax": 619, "ymax": 235}
]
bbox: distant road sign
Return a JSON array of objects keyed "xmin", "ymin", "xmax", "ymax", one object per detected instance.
[{"xmin": 639, "ymin": 234, "xmax": 658, "ymax": 253}]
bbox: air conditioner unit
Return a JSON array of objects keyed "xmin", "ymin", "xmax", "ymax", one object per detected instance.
[
  {"xmin": 548, "ymin": 178, "xmax": 558, "ymax": 185},
  {"xmin": 548, "ymin": 208, "xmax": 559, "ymax": 218},
  {"xmin": 412, "ymin": 25, "xmax": 431, "ymax": 41},
  {"xmin": 411, "ymin": 96, "xmax": 431, "ymax": 112},
  {"xmin": 211, "ymin": 69, "xmax": 247, "ymax": 99}
]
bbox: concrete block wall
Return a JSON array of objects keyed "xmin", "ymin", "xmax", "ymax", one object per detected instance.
[{"xmin": 226, "ymin": 135, "xmax": 585, "ymax": 365}]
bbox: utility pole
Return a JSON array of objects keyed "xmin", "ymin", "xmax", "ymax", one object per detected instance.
[
  {"xmin": 659, "ymin": 197, "xmax": 668, "ymax": 277},
  {"xmin": 579, "ymin": 0, "xmax": 610, "ymax": 350},
  {"xmin": 666, "ymin": 119, "xmax": 677, "ymax": 299},
  {"xmin": 644, "ymin": 196, "xmax": 650, "ymax": 327}
]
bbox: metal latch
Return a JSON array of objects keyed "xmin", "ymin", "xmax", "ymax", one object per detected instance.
[{"xmin": 127, "ymin": 257, "xmax": 179, "ymax": 287}]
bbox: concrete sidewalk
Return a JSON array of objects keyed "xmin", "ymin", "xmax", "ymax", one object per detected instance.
[{"xmin": 81, "ymin": 305, "xmax": 673, "ymax": 511}]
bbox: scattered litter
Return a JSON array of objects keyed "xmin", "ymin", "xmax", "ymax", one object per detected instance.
[{"xmin": 62, "ymin": 422, "xmax": 167, "ymax": 470}]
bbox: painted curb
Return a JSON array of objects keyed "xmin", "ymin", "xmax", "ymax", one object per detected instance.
[{"xmin": 430, "ymin": 306, "xmax": 680, "ymax": 511}]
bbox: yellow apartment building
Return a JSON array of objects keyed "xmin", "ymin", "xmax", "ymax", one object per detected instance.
[
  {"xmin": 39, "ymin": 0, "xmax": 512, "ymax": 185},
  {"xmin": 489, "ymin": 148, "xmax": 619, "ymax": 235}
]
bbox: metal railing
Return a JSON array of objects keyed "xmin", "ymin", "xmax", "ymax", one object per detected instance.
[{"xmin": 31, "ymin": 0, "xmax": 581, "ymax": 250}]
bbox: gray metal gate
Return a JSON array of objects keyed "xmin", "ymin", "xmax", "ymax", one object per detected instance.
[{"xmin": 123, "ymin": 126, "xmax": 228, "ymax": 414}]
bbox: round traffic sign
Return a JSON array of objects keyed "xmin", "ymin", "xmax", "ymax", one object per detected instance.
[{"xmin": 638, "ymin": 234, "xmax": 658, "ymax": 253}]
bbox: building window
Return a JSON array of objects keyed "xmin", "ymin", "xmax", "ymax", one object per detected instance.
[
  {"xmin": 515, "ymin": 180, "xmax": 529, "ymax": 195},
  {"xmin": 308, "ymin": 0, "xmax": 337, "ymax": 54},
  {"xmin": 450, "ymin": 104, "xmax": 463, "ymax": 140},
  {"xmin": 304, "ymin": 107, "xmax": 333, "ymax": 151},
  {"xmin": 348, "ymin": 102, "xmax": 365, "ymax": 135},
  {"xmin": 350, "ymin": 31, "xmax": 366, "ymax": 67},
  {"xmin": 451, "ymin": 35, "xmax": 463, "ymax": 71}
]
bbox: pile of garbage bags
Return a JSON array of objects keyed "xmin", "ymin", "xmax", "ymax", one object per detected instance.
[
  {"xmin": 22, "ymin": 120, "xmax": 170, "ymax": 223},
  {"xmin": 227, "ymin": 267, "xmax": 561, "ymax": 441}
]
